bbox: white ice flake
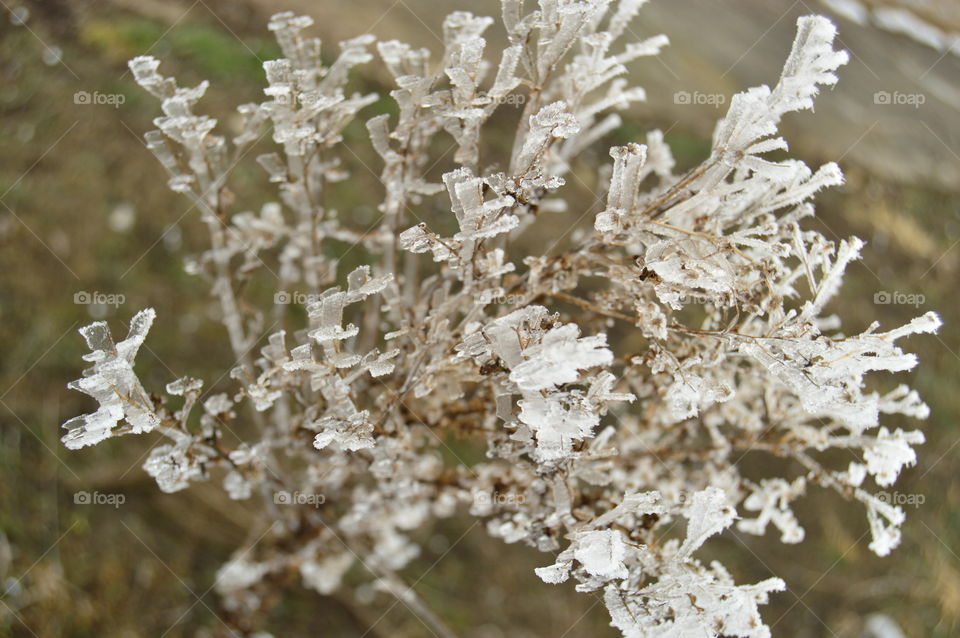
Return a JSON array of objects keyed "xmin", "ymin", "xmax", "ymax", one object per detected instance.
[
  {"xmin": 511, "ymin": 324, "xmax": 612, "ymax": 391},
  {"xmin": 863, "ymin": 427, "xmax": 924, "ymax": 487},
  {"xmin": 573, "ymin": 530, "xmax": 628, "ymax": 580},
  {"xmin": 61, "ymin": 309, "xmax": 160, "ymax": 449}
]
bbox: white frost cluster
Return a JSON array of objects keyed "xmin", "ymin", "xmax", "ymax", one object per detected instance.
[
  {"xmin": 63, "ymin": 4, "xmax": 939, "ymax": 636},
  {"xmin": 61, "ymin": 309, "xmax": 159, "ymax": 449}
]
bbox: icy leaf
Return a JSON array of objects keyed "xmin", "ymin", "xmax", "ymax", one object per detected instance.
[
  {"xmin": 680, "ymin": 487, "xmax": 736, "ymax": 557},
  {"xmin": 863, "ymin": 427, "xmax": 924, "ymax": 487},
  {"xmin": 573, "ymin": 530, "xmax": 629, "ymax": 580},
  {"xmin": 510, "ymin": 324, "xmax": 613, "ymax": 392},
  {"xmin": 535, "ymin": 560, "xmax": 572, "ymax": 585},
  {"xmin": 61, "ymin": 309, "xmax": 160, "ymax": 449}
]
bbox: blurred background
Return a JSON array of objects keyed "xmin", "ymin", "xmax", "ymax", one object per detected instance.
[{"xmin": 0, "ymin": 0, "xmax": 958, "ymax": 636}]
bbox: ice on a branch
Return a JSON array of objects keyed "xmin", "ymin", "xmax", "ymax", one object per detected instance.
[{"xmin": 61, "ymin": 309, "xmax": 160, "ymax": 449}]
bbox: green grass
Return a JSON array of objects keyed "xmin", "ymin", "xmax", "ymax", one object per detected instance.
[{"xmin": 79, "ymin": 16, "xmax": 280, "ymax": 84}]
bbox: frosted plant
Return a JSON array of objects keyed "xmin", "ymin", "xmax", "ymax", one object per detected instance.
[{"xmin": 63, "ymin": 3, "xmax": 939, "ymax": 636}]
